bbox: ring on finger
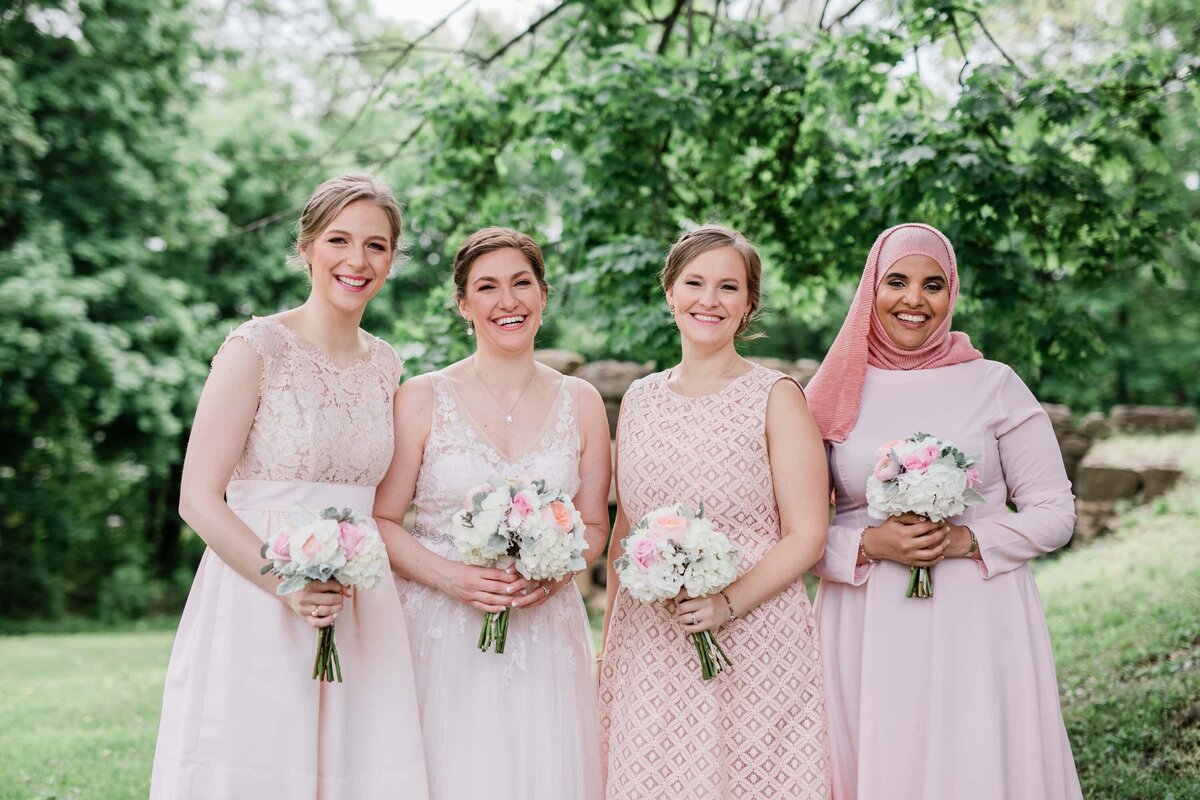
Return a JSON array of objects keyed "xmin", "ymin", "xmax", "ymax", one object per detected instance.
[
  {"xmin": 311, "ymin": 606, "xmax": 321, "ymax": 618},
  {"xmin": 690, "ymin": 611, "xmax": 698, "ymax": 625},
  {"xmin": 540, "ymin": 585, "xmax": 550, "ymax": 597}
]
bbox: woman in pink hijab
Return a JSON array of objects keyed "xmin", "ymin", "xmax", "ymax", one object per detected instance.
[{"xmin": 806, "ymin": 223, "xmax": 1083, "ymax": 799}]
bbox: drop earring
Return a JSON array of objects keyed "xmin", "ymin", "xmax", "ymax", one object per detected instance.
[{"xmin": 466, "ymin": 319, "xmax": 475, "ymax": 336}]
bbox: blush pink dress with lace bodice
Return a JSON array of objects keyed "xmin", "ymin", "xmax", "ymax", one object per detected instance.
[
  {"xmin": 599, "ymin": 365, "xmax": 832, "ymax": 799},
  {"xmin": 151, "ymin": 316, "xmax": 429, "ymax": 800},
  {"xmin": 394, "ymin": 373, "xmax": 602, "ymax": 800}
]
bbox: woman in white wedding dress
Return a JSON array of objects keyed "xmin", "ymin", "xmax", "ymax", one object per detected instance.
[{"xmin": 374, "ymin": 227, "xmax": 609, "ymax": 800}]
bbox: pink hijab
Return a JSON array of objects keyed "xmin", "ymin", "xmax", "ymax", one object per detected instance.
[{"xmin": 806, "ymin": 223, "xmax": 983, "ymax": 443}]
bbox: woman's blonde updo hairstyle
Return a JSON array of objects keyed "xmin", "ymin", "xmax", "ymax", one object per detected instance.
[
  {"xmin": 452, "ymin": 227, "xmax": 549, "ymax": 299},
  {"xmin": 661, "ymin": 224, "xmax": 764, "ymax": 338},
  {"xmin": 292, "ymin": 174, "xmax": 404, "ymax": 272}
]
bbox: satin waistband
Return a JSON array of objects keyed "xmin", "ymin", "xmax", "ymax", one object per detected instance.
[{"xmin": 225, "ymin": 479, "xmax": 376, "ymax": 514}]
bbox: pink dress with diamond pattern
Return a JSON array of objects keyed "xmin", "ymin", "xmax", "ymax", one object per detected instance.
[{"xmin": 599, "ymin": 364, "xmax": 831, "ymax": 799}]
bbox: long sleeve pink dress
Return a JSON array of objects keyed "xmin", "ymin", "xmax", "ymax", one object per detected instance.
[
  {"xmin": 151, "ymin": 317, "xmax": 429, "ymax": 799},
  {"xmin": 812, "ymin": 359, "xmax": 1083, "ymax": 799}
]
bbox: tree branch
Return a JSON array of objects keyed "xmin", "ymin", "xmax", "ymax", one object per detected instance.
[
  {"xmin": 969, "ymin": 10, "xmax": 1028, "ymax": 78},
  {"xmin": 825, "ymin": 0, "xmax": 870, "ymax": 30},
  {"xmin": 478, "ymin": 0, "xmax": 572, "ymax": 67},
  {"xmin": 949, "ymin": 12, "xmax": 970, "ymax": 89},
  {"xmin": 318, "ymin": 0, "xmax": 474, "ymax": 164},
  {"xmin": 657, "ymin": 0, "xmax": 689, "ymax": 55}
]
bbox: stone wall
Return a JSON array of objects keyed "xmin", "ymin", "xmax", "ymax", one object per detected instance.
[{"xmin": 540, "ymin": 350, "xmax": 1193, "ymax": 554}]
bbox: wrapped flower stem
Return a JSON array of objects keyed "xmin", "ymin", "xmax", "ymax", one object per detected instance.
[
  {"xmin": 691, "ymin": 630, "xmax": 733, "ymax": 681},
  {"xmin": 906, "ymin": 566, "xmax": 934, "ymax": 599},
  {"xmin": 478, "ymin": 608, "xmax": 511, "ymax": 654},
  {"xmin": 313, "ymin": 625, "xmax": 343, "ymax": 682}
]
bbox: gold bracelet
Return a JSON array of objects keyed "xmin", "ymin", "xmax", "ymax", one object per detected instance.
[
  {"xmin": 859, "ymin": 529, "xmax": 880, "ymax": 564},
  {"xmin": 719, "ymin": 589, "xmax": 737, "ymax": 622},
  {"xmin": 965, "ymin": 528, "xmax": 978, "ymax": 558}
]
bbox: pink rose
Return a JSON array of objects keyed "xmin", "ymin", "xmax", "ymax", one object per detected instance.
[
  {"xmin": 541, "ymin": 500, "xmax": 574, "ymax": 534},
  {"xmin": 923, "ymin": 445, "xmax": 941, "ymax": 465},
  {"xmin": 269, "ymin": 532, "xmax": 291, "ymax": 563},
  {"xmin": 631, "ymin": 538, "xmax": 661, "ymax": 570},
  {"xmin": 874, "ymin": 439, "xmax": 904, "ymax": 461},
  {"xmin": 901, "ymin": 453, "xmax": 928, "ymax": 473},
  {"xmin": 464, "ymin": 483, "xmax": 493, "ymax": 507},
  {"xmin": 965, "ymin": 467, "xmax": 981, "ymax": 488},
  {"xmin": 338, "ymin": 522, "xmax": 364, "ymax": 561},
  {"xmin": 648, "ymin": 515, "xmax": 688, "ymax": 543},
  {"xmin": 873, "ymin": 457, "xmax": 899, "ymax": 482},
  {"xmin": 507, "ymin": 490, "xmax": 536, "ymax": 527}
]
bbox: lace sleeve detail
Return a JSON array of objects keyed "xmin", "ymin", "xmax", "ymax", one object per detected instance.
[
  {"xmin": 384, "ymin": 340, "xmax": 404, "ymax": 391},
  {"xmin": 211, "ymin": 317, "xmax": 286, "ymax": 396}
]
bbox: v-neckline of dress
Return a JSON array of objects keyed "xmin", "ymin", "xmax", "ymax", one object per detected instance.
[{"xmin": 441, "ymin": 373, "xmax": 566, "ymax": 464}]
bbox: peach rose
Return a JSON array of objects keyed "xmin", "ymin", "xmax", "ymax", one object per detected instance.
[
  {"xmin": 542, "ymin": 500, "xmax": 574, "ymax": 534},
  {"xmin": 648, "ymin": 515, "xmax": 688, "ymax": 543}
]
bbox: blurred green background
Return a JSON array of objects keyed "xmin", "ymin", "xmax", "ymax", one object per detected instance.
[{"xmin": 1, "ymin": 0, "xmax": 1196, "ymax": 632}]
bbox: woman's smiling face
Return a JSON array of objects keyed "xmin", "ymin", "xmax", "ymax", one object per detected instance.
[{"xmin": 874, "ymin": 254, "xmax": 949, "ymax": 350}]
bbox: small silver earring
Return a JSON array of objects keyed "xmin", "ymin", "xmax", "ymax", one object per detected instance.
[
  {"xmin": 669, "ymin": 305, "xmax": 675, "ymax": 313},
  {"xmin": 466, "ymin": 319, "xmax": 474, "ymax": 336}
]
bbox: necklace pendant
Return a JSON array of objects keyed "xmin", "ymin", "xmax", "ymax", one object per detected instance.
[{"xmin": 504, "ymin": 414, "xmax": 514, "ymax": 425}]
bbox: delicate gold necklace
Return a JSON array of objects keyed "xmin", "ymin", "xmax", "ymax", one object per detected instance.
[{"xmin": 471, "ymin": 357, "xmax": 538, "ymax": 425}]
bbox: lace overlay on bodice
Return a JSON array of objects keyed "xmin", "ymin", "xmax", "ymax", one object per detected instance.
[
  {"xmin": 398, "ymin": 374, "xmax": 586, "ymax": 683},
  {"xmin": 599, "ymin": 364, "xmax": 831, "ymax": 798},
  {"xmin": 409, "ymin": 374, "xmax": 580, "ymax": 552},
  {"xmin": 214, "ymin": 316, "xmax": 402, "ymax": 486}
]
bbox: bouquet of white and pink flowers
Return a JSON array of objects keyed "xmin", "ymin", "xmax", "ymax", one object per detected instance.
[
  {"xmin": 260, "ymin": 506, "xmax": 389, "ymax": 681},
  {"xmin": 451, "ymin": 476, "xmax": 588, "ymax": 654},
  {"xmin": 866, "ymin": 432, "xmax": 984, "ymax": 598},
  {"xmin": 614, "ymin": 504, "xmax": 740, "ymax": 680}
]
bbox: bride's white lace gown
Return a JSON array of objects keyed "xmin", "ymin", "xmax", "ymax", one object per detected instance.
[{"xmin": 395, "ymin": 373, "xmax": 603, "ymax": 800}]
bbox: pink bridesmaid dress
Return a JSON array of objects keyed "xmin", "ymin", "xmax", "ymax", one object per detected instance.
[
  {"xmin": 151, "ymin": 316, "xmax": 429, "ymax": 799},
  {"xmin": 813, "ymin": 360, "xmax": 1083, "ymax": 800},
  {"xmin": 394, "ymin": 373, "xmax": 602, "ymax": 800},
  {"xmin": 599, "ymin": 364, "xmax": 831, "ymax": 799}
]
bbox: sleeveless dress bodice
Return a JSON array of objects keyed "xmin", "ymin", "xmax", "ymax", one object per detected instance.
[
  {"xmin": 599, "ymin": 364, "xmax": 831, "ymax": 799},
  {"xmin": 151, "ymin": 316, "xmax": 429, "ymax": 800},
  {"xmin": 395, "ymin": 372, "xmax": 602, "ymax": 800}
]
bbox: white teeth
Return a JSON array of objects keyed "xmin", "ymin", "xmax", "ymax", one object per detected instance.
[
  {"xmin": 495, "ymin": 316, "xmax": 525, "ymax": 327},
  {"xmin": 336, "ymin": 276, "xmax": 367, "ymax": 288},
  {"xmin": 897, "ymin": 313, "xmax": 927, "ymax": 323},
  {"xmin": 693, "ymin": 314, "xmax": 722, "ymax": 323}
]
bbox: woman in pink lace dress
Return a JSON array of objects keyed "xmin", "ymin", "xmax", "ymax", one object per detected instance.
[
  {"xmin": 806, "ymin": 223, "xmax": 1082, "ymax": 799},
  {"xmin": 374, "ymin": 228, "xmax": 610, "ymax": 799},
  {"xmin": 151, "ymin": 175, "xmax": 428, "ymax": 799},
  {"xmin": 599, "ymin": 225, "xmax": 832, "ymax": 799}
]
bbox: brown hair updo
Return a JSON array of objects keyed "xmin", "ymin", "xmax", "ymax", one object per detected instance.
[
  {"xmin": 452, "ymin": 227, "xmax": 549, "ymax": 298},
  {"xmin": 292, "ymin": 174, "xmax": 404, "ymax": 272},
  {"xmin": 661, "ymin": 224, "xmax": 763, "ymax": 337}
]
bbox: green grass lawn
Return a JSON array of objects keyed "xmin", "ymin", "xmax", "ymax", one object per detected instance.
[
  {"xmin": 0, "ymin": 629, "xmax": 173, "ymax": 800},
  {"xmin": 1, "ymin": 434, "xmax": 1198, "ymax": 799},
  {"xmin": 1037, "ymin": 433, "xmax": 1200, "ymax": 798}
]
